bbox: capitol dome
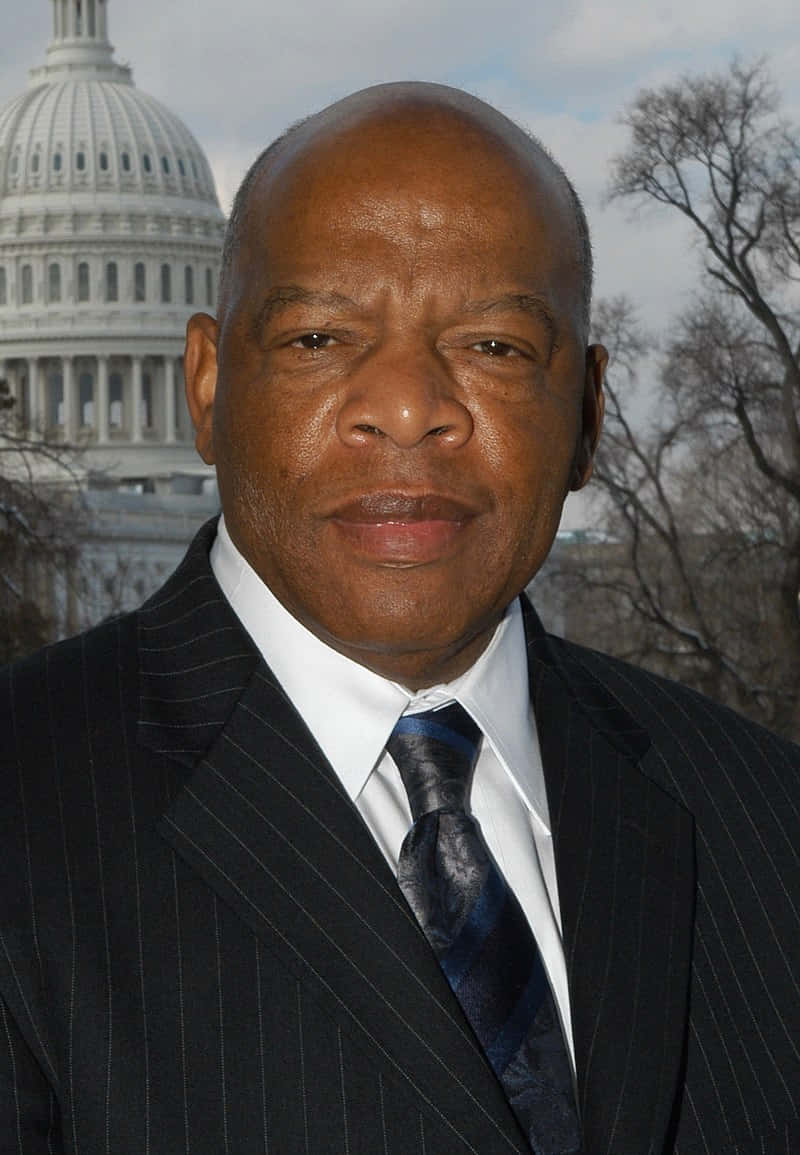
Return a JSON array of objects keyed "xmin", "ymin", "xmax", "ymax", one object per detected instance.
[{"xmin": 0, "ymin": 0, "xmax": 225, "ymax": 486}]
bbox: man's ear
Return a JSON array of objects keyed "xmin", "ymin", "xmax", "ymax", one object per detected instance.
[
  {"xmin": 184, "ymin": 312, "xmax": 220, "ymax": 464},
  {"xmin": 570, "ymin": 342, "xmax": 607, "ymax": 491}
]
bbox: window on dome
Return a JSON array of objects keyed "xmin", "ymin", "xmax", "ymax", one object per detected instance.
[
  {"xmin": 106, "ymin": 261, "xmax": 118, "ymax": 303},
  {"xmin": 121, "ymin": 151, "xmax": 131, "ymax": 172},
  {"xmin": 21, "ymin": 265, "xmax": 33, "ymax": 304},
  {"xmin": 76, "ymin": 151, "xmax": 85, "ymax": 172},
  {"xmin": 54, "ymin": 153, "xmax": 63, "ymax": 172},
  {"xmin": 190, "ymin": 158, "xmax": 198, "ymax": 180},
  {"xmin": 178, "ymin": 158, "xmax": 185, "ymax": 176},
  {"xmin": 143, "ymin": 153, "xmax": 152, "ymax": 174},
  {"xmin": 10, "ymin": 154, "xmax": 18, "ymax": 175},
  {"xmin": 78, "ymin": 262, "xmax": 90, "ymax": 302},
  {"xmin": 0, "ymin": 268, "xmax": 6, "ymax": 306},
  {"xmin": 161, "ymin": 264, "xmax": 171, "ymax": 303},
  {"xmin": 31, "ymin": 153, "xmax": 40, "ymax": 174},
  {"xmin": 184, "ymin": 265, "xmax": 194, "ymax": 305},
  {"xmin": 48, "ymin": 263, "xmax": 62, "ymax": 303},
  {"xmin": 205, "ymin": 266, "xmax": 214, "ymax": 308},
  {"xmin": 134, "ymin": 262, "xmax": 146, "ymax": 302},
  {"xmin": 161, "ymin": 156, "xmax": 170, "ymax": 175},
  {"xmin": 99, "ymin": 151, "xmax": 109, "ymax": 171}
]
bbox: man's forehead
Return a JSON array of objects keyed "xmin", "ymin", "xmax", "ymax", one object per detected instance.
[
  {"xmin": 246, "ymin": 91, "xmax": 566, "ymax": 234},
  {"xmin": 219, "ymin": 81, "xmax": 590, "ymax": 333}
]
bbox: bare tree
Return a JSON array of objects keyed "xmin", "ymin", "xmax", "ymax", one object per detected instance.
[
  {"xmin": 562, "ymin": 60, "xmax": 800, "ymax": 738},
  {"xmin": 607, "ymin": 58, "xmax": 799, "ymax": 491},
  {"xmin": 0, "ymin": 380, "xmax": 87, "ymax": 661}
]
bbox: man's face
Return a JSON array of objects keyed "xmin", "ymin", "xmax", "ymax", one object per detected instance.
[{"xmin": 186, "ymin": 104, "xmax": 605, "ymax": 687}]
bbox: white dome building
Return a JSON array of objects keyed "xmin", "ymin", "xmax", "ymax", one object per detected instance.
[{"xmin": 0, "ymin": 0, "xmax": 224, "ymax": 489}]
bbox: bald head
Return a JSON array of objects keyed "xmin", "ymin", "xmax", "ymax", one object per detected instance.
[{"xmin": 218, "ymin": 83, "xmax": 593, "ymax": 333}]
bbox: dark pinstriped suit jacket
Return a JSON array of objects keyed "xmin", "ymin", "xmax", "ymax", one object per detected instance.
[{"xmin": 1, "ymin": 519, "xmax": 799, "ymax": 1154}]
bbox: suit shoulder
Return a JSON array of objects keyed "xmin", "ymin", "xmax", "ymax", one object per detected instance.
[
  {"xmin": 0, "ymin": 611, "xmax": 141, "ymax": 809},
  {"xmin": 545, "ymin": 633, "xmax": 800, "ymax": 776},
  {"xmin": 0, "ymin": 514, "xmax": 220, "ymax": 711},
  {"xmin": 0, "ymin": 610, "xmax": 137, "ymax": 715}
]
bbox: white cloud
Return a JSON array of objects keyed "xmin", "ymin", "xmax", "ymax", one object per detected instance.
[
  {"xmin": 546, "ymin": 0, "xmax": 798, "ymax": 67},
  {"xmin": 113, "ymin": 0, "xmax": 558, "ymax": 142}
]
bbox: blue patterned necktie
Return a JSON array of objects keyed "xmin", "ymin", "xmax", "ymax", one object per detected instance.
[{"xmin": 388, "ymin": 703, "xmax": 582, "ymax": 1155}]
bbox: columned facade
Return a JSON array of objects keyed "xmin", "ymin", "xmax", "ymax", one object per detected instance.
[{"xmin": 2, "ymin": 351, "xmax": 189, "ymax": 445}]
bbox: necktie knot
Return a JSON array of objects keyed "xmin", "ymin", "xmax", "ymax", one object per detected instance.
[{"xmin": 387, "ymin": 702, "xmax": 481, "ymax": 822}]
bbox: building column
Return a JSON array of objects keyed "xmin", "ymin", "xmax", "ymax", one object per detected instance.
[
  {"xmin": 131, "ymin": 354, "xmax": 143, "ymax": 443},
  {"xmin": 164, "ymin": 356, "xmax": 176, "ymax": 444},
  {"xmin": 27, "ymin": 357, "xmax": 41, "ymax": 434},
  {"xmin": 96, "ymin": 354, "xmax": 109, "ymax": 442},
  {"xmin": 62, "ymin": 356, "xmax": 76, "ymax": 442}
]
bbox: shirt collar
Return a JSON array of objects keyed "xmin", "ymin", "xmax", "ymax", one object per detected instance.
[
  {"xmin": 413, "ymin": 602, "xmax": 550, "ymax": 829},
  {"xmin": 210, "ymin": 515, "xmax": 549, "ymax": 830}
]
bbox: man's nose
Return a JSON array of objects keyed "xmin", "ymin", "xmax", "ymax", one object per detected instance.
[{"xmin": 336, "ymin": 344, "xmax": 473, "ymax": 450}]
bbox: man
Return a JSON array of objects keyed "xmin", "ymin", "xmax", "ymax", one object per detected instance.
[{"xmin": 1, "ymin": 83, "xmax": 798, "ymax": 1154}]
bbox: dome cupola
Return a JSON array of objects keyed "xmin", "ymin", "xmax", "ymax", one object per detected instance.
[{"xmin": 35, "ymin": 0, "xmax": 129, "ymax": 83}]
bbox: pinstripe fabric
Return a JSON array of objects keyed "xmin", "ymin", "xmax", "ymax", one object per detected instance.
[
  {"xmin": 1, "ymin": 518, "xmax": 799, "ymax": 1153},
  {"xmin": 523, "ymin": 614, "xmax": 800, "ymax": 1154}
]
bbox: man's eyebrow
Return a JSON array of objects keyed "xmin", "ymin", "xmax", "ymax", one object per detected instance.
[
  {"xmin": 256, "ymin": 285, "xmax": 359, "ymax": 328},
  {"xmin": 462, "ymin": 293, "xmax": 558, "ymax": 344}
]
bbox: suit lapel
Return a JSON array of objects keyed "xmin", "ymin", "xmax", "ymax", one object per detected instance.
[
  {"xmin": 140, "ymin": 522, "xmax": 528, "ymax": 1154},
  {"xmin": 523, "ymin": 600, "xmax": 695, "ymax": 1154},
  {"xmin": 136, "ymin": 517, "xmax": 261, "ymax": 765}
]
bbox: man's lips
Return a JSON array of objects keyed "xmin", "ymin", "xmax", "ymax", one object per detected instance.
[
  {"xmin": 327, "ymin": 491, "xmax": 479, "ymax": 523},
  {"xmin": 325, "ymin": 491, "xmax": 480, "ymax": 563}
]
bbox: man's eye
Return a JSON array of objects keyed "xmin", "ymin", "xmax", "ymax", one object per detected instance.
[
  {"xmin": 472, "ymin": 339, "xmax": 518, "ymax": 357},
  {"xmin": 293, "ymin": 332, "xmax": 335, "ymax": 350}
]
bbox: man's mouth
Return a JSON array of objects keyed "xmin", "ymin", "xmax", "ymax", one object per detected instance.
[{"xmin": 326, "ymin": 491, "xmax": 479, "ymax": 564}]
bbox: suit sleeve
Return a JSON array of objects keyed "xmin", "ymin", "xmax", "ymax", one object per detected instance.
[{"xmin": 0, "ymin": 994, "xmax": 62, "ymax": 1153}]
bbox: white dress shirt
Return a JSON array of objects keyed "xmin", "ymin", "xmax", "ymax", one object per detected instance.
[{"xmin": 210, "ymin": 515, "xmax": 575, "ymax": 1066}]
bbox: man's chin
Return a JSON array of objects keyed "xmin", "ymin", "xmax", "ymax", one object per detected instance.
[{"xmin": 309, "ymin": 607, "xmax": 503, "ymax": 687}]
